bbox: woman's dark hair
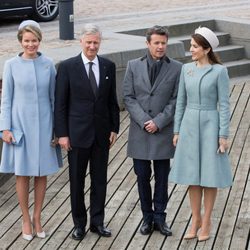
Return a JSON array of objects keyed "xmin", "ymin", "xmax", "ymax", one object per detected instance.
[{"xmin": 192, "ymin": 33, "xmax": 221, "ymax": 65}]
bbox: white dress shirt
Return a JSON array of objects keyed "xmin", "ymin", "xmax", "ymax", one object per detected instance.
[{"xmin": 81, "ymin": 52, "xmax": 100, "ymax": 87}]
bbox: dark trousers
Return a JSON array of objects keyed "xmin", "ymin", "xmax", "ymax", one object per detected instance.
[
  {"xmin": 68, "ymin": 142, "xmax": 109, "ymax": 229},
  {"xmin": 133, "ymin": 159, "xmax": 170, "ymax": 224}
]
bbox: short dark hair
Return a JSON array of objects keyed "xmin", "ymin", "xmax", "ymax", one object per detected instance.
[{"xmin": 146, "ymin": 25, "xmax": 169, "ymax": 42}]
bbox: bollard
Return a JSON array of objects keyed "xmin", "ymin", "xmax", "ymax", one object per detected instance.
[{"xmin": 59, "ymin": 0, "xmax": 74, "ymax": 40}]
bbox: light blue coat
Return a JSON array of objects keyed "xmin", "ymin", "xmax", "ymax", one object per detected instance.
[
  {"xmin": 169, "ymin": 62, "xmax": 232, "ymax": 188},
  {"xmin": 0, "ymin": 54, "xmax": 60, "ymax": 176}
]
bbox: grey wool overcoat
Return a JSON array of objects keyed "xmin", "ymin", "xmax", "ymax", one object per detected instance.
[{"xmin": 123, "ymin": 56, "xmax": 182, "ymax": 160}]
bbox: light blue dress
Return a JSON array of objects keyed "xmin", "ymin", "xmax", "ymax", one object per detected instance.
[
  {"xmin": 0, "ymin": 53, "xmax": 60, "ymax": 176},
  {"xmin": 169, "ymin": 62, "xmax": 232, "ymax": 188}
]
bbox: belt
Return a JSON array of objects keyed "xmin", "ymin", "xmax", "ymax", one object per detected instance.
[{"xmin": 187, "ymin": 103, "xmax": 217, "ymax": 110}]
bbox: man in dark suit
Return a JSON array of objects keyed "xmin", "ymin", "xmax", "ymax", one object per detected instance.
[
  {"xmin": 54, "ymin": 23, "xmax": 120, "ymax": 240},
  {"xmin": 123, "ymin": 26, "xmax": 182, "ymax": 236}
]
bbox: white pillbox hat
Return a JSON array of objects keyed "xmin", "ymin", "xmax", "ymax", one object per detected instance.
[
  {"xmin": 195, "ymin": 27, "xmax": 219, "ymax": 50},
  {"xmin": 18, "ymin": 20, "xmax": 41, "ymax": 30}
]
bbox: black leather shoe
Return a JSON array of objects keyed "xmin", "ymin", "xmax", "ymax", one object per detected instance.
[
  {"xmin": 140, "ymin": 221, "xmax": 153, "ymax": 235},
  {"xmin": 154, "ymin": 222, "xmax": 172, "ymax": 236},
  {"xmin": 72, "ymin": 227, "xmax": 85, "ymax": 240},
  {"xmin": 90, "ymin": 225, "xmax": 111, "ymax": 237}
]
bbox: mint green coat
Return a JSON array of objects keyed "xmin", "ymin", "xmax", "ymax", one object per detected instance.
[{"xmin": 169, "ymin": 62, "xmax": 232, "ymax": 188}]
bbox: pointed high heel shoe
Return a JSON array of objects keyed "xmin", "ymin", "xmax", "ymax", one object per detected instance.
[
  {"xmin": 22, "ymin": 233, "xmax": 33, "ymax": 241},
  {"xmin": 198, "ymin": 224, "xmax": 211, "ymax": 242},
  {"xmin": 36, "ymin": 230, "xmax": 46, "ymax": 238},
  {"xmin": 32, "ymin": 218, "xmax": 46, "ymax": 238},
  {"xmin": 22, "ymin": 221, "xmax": 33, "ymax": 241},
  {"xmin": 184, "ymin": 224, "xmax": 201, "ymax": 240},
  {"xmin": 184, "ymin": 232, "xmax": 198, "ymax": 240},
  {"xmin": 198, "ymin": 234, "xmax": 210, "ymax": 242}
]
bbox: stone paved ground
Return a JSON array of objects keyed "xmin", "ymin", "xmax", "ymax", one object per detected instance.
[{"xmin": 73, "ymin": 0, "xmax": 249, "ymax": 18}]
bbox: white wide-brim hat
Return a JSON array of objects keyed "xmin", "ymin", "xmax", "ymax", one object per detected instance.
[
  {"xmin": 18, "ymin": 20, "xmax": 41, "ymax": 30},
  {"xmin": 195, "ymin": 27, "xmax": 219, "ymax": 50}
]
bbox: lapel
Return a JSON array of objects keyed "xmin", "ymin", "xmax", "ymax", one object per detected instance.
[
  {"xmin": 74, "ymin": 54, "xmax": 96, "ymax": 99},
  {"xmin": 97, "ymin": 56, "xmax": 106, "ymax": 96},
  {"xmin": 140, "ymin": 57, "xmax": 152, "ymax": 91},
  {"xmin": 151, "ymin": 57, "xmax": 170, "ymax": 92},
  {"xmin": 74, "ymin": 54, "xmax": 89, "ymax": 82}
]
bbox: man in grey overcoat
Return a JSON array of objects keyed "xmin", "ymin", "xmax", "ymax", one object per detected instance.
[{"xmin": 123, "ymin": 25, "xmax": 182, "ymax": 236}]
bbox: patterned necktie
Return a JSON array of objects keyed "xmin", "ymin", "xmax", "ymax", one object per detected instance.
[{"xmin": 88, "ymin": 62, "xmax": 98, "ymax": 96}]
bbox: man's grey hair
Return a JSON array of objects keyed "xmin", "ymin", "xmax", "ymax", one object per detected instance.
[{"xmin": 81, "ymin": 23, "xmax": 102, "ymax": 38}]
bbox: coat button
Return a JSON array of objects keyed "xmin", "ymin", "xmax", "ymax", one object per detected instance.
[
  {"xmin": 148, "ymin": 110, "xmax": 152, "ymax": 113},
  {"xmin": 150, "ymin": 93, "xmax": 153, "ymax": 96}
]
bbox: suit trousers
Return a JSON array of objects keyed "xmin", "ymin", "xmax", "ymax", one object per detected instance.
[
  {"xmin": 68, "ymin": 141, "xmax": 109, "ymax": 229},
  {"xmin": 133, "ymin": 159, "xmax": 170, "ymax": 223}
]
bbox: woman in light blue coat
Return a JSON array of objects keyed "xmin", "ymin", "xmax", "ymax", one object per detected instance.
[
  {"xmin": 0, "ymin": 20, "xmax": 60, "ymax": 240},
  {"xmin": 169, "ymin": 27, "xmax": 232, "ymax": 242}
]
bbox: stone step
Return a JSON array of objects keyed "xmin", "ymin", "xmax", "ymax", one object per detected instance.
[
  {"xmin": 166, "ymin": 19, "xmax": 216, "ymax": 37},
  {"xmin": 185, "ymin": 45, "xmax": 246, "ymax": 63},
  {"xmin": 119, "ymin": 19, "xmax": 216, "ymax": 38},
  {"xmin": 224, "ymin": 59, "xmax": 250, "ymax": 78},
  {"xmin": 230, "ymin": 74, "xmax": 250, "ymax": 84},
  {"xmin": 216, "ymin": 45, "xmax": 246, "ymax": 63}
]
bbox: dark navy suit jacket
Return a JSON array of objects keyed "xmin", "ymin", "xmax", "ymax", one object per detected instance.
[{"xmin": 54, "ymin": 53, "xmax": 120, "ymax": 148}]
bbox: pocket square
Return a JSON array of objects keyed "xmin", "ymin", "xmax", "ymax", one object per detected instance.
[{"xmin": 0, "ymin": 129, "xmax": 24, "ymax": 146}]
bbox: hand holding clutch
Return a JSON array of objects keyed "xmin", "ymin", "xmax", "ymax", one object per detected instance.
[
  {"xmin": 217, "ymin": 138, "xmax": 228, "ymax": 154},
  {"xmin": 0, "ymin": 129, "xmax": 23, "ymax": 146},
  {"xmin": 217, "ymin": 145, "xmax": 226, "ymax": 154}
]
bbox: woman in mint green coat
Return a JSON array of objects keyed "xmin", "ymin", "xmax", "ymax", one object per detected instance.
[{"xmin": 169, "ymin": 27, "xmax": 232, "ymax": 242}]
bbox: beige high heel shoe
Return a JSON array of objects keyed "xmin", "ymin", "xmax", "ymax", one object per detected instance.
[
  {"xmin": 184, "ymin": 220, "xmax": 202, "ymax": 240},
  {"xmin": 198, "ymin": 224, "xmax": 211, "ymax": 242},
  {"xmin": 184, "ymin": 232, "xmax": 198, "ymax": 240},
  {"xmin": 184, "ymin": 225, "xmax": 201, "ymax": 240},
  {"xmin": 198, "ymin": 234, "xmax": 210, "ymax": 242}
]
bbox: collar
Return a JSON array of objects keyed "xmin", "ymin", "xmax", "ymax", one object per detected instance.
[
  {"xmin": 141, "ymin": 52, "xmax": 170, "ymax": 63},
  {"xmin": 81, "ymin": 52, "xmax": 98, "ymax": 65}
]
